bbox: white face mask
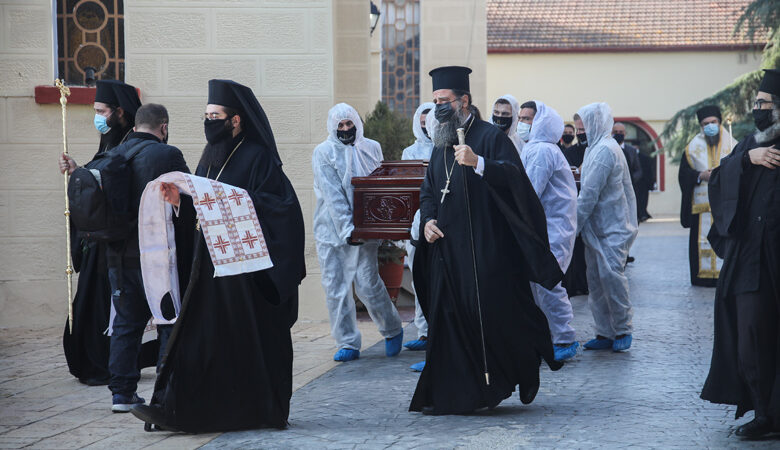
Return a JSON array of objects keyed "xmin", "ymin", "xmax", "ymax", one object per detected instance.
[{"xmin": 517, "ymin": 122, "xmax": 531, "ymax": 141}]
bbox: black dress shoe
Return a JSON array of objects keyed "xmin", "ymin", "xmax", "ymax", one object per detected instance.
[
  {"xmin": 626, "ymin": 256, "xmax": 635, "ymax": 263},
  {"xmin": 130, "ymin": 404, "xmax": 178, "ymax": 432},
  {"xmin": 735, "ymin": 417, "xmax": 772, "ymax": 439}
]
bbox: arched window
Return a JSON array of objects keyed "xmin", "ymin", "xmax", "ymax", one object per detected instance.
[
  {"xmin": 615, "ymin": 117, "xmax": 665, "ymax": 192},
  {"xmin": 380, "ymin": 0, "xmax": 420, "ymax": 118},
  {"xmin": 56, "ymin": 0, "xmax": 125, "ymax": 85}
]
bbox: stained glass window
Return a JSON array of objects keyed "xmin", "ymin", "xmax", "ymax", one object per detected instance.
[
  {"xmin": 381, "ymin": 0, "xmax": 420, "ymax": 118},
  {"xmin": 57, "ymin": 0, "xmax": 125, "ymax": 85}
]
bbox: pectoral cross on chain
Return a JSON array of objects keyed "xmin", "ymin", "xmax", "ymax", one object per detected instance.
[{"xmin": 440, "ymin": 179, "xmax": 451, "ymax": 204}]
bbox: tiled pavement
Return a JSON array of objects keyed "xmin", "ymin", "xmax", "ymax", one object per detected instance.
[{"xmin": 3, "ymin": 220, "xmax": 780, "ymax": 448}]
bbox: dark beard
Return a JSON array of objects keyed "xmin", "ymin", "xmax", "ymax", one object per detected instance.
[
  {"xmin": 199, "ymin": 138, "xmax": 234, "ymax": 171},
  {"xmin": 433, "ymin": 108, "xmax": 471, "ymax": 149},
  {"xmin": 704, "ymin": 134, "xmax": 720, "ymax": 147},
  {"xmin": 199, "ymin": 121, "xmax": 236, "ymax": 170},
  {"xmin": 99, "ymin": 118, "xmax": 131, "ymax": 153}
]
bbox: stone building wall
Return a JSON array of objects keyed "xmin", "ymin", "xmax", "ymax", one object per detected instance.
[{"xmin": 0, "ymin": 0, "xmax": 374, "ymax": 328}]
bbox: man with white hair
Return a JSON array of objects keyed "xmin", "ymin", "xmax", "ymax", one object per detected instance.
[
  {"xmin": 576, "ymin": 103, "xmax": 638, "ymax": 352},
  {"xmin": 312, "ymin": 103, "xmax": 404, "ymax": 362}
]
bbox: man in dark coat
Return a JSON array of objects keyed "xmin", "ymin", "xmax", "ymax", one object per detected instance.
[
  {"xmin": 59, "ymin": 80, "xmax": 158, "ymax": 386},
  {"xmin": 131, "ymin": 79, "xmax": 306, "ymax": 432},
  {"xmin": 701, "ymin": 68, "xmax": 780, "ymax": 439},
  {"xmin": 409, "ymin": 66, "xmax": 562, "ymax": 415},
  {"xmin": 636, "ymin": 151, "xmax": 656, "ymax": 222}
]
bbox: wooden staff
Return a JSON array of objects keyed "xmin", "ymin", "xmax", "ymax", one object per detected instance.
[
  {"xmin": 55, "ymin": 79, "xmax": 74, "ymax": 333},
  {"xmin": 457, "ymin": 127, "xmax": 490, "ymax": 386}
]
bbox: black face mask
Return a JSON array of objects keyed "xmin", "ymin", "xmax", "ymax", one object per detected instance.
[
  {"xmin": 435, "ymin": 102, "xmax": 456, "ymax": 123},
  {"xmin": 421, "ymin": 126, "xmax": 429, "ymax": 138},
  {"xmin": 753, "ymin": 108, "xmax": 774, "ymax": 132},
  {"xmin": 613, "ymin": 133, "xmax": 625, "ymax": 144},
  {"xmin": 492, "ymin": 115, "xmax": 512, "ymax": 132},
  {"xmin": 337, "ymin": 127, "xmax": 357, "ymax": 145},
  {"xmin": 204, "ymin": 118, "xmax": 233, "ymax": 145},
  {"xmin": 561, "ymin": 134, "xmax": 575, "ymax": 144},
  {"xmin": 577, "ymin": 133, "xmax": 588, "ymax": 146}
]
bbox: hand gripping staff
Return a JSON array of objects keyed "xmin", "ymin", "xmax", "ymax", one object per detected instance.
[{"xmin": 457, "ymin": 127, "xmax": 490, "ymax": 386}]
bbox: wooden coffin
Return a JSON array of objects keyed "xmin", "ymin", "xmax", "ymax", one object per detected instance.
[{"xmin": 351, "ymin": 160, "xmax": 428, "ymax": 240}]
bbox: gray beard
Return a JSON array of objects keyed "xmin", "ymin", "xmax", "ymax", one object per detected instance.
[
  {"xmin": 704, "ymin": 134, "xmax": 720, "ymax": 147},
  {"xmin": 433, "ymin": 108, "xmax": 471, "ymax": 149},
  {"xmin": 755, "ymin": 107, "xmax": 780, "ymax": 144}
]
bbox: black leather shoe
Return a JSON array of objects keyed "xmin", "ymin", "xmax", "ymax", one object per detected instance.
[
  {"xmin": 735, "ymin": 417, "xmax": 772, "ymax": 439},
  {"xmin": 131, "ymin": 404, "xmax": 178, "ymax": 432},
  {"xmin": 519, "ymin": 383, "xmax": 539, "ymax": 405},
  {"xmin": 421, "ymin": 406, "xmax": 443, "ymax": 416}
]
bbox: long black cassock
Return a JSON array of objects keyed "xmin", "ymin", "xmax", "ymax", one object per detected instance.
[
  {"xmin": 151, "ymin": 134, "xmax": 306, "ymax": 432},
  {"xmin": 410, "ymin": 118, "xmax": 563, "ymax": 414},
  {"xmin": 701, "ymin": 133, "xmax": 780, "ymax": 426}
]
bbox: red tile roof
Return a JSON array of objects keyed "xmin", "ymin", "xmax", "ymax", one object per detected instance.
[{"xmin": 487, "ymin": 0, "xmax": 763, "ymax": 52}]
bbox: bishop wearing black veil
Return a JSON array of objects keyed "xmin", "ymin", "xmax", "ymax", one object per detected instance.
[
  {"xmin": 130, "ymin": 79, "xmax": 306, "ymax": 432},
  {"xmin": 410, "ymin": 66, "xmax": 563, "ymax": 415},
  {"xmin": 701, "ymin": 69, "xmax": 780, "ymax": 439}
]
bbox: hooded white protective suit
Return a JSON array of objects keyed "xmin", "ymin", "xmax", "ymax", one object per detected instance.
[
  {"xmin": 520, "ymin": 101, "xmax": 578, "ymax": 344},
  {"xmin": 576, "ymin": 102, "xmax": 638, "ymax": 339},
  {"xmin": 312, "ymin": 103, "xmax": 403, "ymax": 351},
  {"xmin": 402, "ymin": 102, "xmax": 435, "ymax": 339},
  {"xmin": 491, "ymin": 94, "xmax": 525, "ymax": 156}
]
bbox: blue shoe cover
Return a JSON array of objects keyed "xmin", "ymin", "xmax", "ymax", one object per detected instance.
[
  {"xmin": 584, "ymin": 337, "xmax": 613, "ymax": 350},
  {"xmin": 386, "ymin": 330, "xmax": 403, "ymax": 356},
  {"xmin": 554, "ymin": 342, "xmax": 579, "ymax": 361},
  {"xmin": 612, "ymin": 334, "xmax": 632, "ymax": 352},
  {"xmin": 333, "ymin": 348, "xmax": 360, "ymax": 362},
  {"xmin": 403, "ymin": 338, "xmax": 427, "ymax": 351},
  {"xmin": 410, "ymin": 361, "xmax": 426, "ymax": 372}
]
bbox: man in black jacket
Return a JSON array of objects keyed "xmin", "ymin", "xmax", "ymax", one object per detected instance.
[
  {"xmin": 105, "ymin": 104, "xmax": 190, "ymax": 412},
  {"xmin": 63, "ymin": 104, "xmax": 190, "ymax": 412}
]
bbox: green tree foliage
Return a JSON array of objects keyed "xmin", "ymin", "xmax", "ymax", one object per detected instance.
[
  {"xmin": 363, "ymin": 101, "xmax": 414, "ymax": 161},
  {"xmin": 660, "ymin": 0, "xmax": 780, "ymax": 161}
]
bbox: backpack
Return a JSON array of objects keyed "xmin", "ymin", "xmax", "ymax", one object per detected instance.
[{"xmin": 68, "ymin": 139, "xmax": 156, "ymax": 242}]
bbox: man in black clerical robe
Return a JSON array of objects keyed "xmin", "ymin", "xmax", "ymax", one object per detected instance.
[
  {"xmin": 59, "ymin": 80, "xmax": 159, "ymax": 386},
  {"xmin": 678, "ymin": 105, "xmax": 735, "ymax": 287},
  {"xmin": 131, "ymin": 79, "xmax": 305, "ymax": 432},
  {"xmin": 701, "ymin": 69, "xmax": 780, "ymax": 439},
  {"xmin": 410, "ymin": 66, "xmax": 563, "ymax": 415},
  {"xmin": 561, "ymin": 114, "xmax": 588, "ymax": 296}
]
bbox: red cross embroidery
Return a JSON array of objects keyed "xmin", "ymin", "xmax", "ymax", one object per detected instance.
[
  {"xmin": 241, "ymin": 230, "xmax": 258, "ymax": 249},
  {"xmin": 200, "ymin": 193, "xmax": 216, "ymax": 211},
  {"xmin": 213, "ymin": 236, "xmax": 230, "ymax": 254},
  {"xmin": 228, "ymin": 189, "xmax": 243, "ymax": 206}
]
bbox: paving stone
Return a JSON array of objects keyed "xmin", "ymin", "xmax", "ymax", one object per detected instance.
[{"xmin": 4, "ymin": 221, "xmax": 780, "ymax": 448}]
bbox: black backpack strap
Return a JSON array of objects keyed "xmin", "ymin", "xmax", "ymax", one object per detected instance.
[{"xmin": 124, "ymin": 138, "xmax": 158, "ymax": 162}]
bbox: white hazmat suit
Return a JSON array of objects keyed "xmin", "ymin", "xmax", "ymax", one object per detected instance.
[
  {"xmin": 312, "ymin": 103, "xmax": 403, "ymax": 351},
  {"xmin": 576, "ymin": 102, "xmax": 638, "ymax": 339},
  {"xmin": 401, "ymin": 102, "xmax": 435, "ymax": 340},
  {"xmin": 491, "ymin": 94, "xmax": 525, "ymax": 156},
  {"xmin": 520, "ymin": 101, "xmax": 578, "ymax": 344}
]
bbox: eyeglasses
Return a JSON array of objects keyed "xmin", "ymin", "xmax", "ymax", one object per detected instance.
[
  {"xmin": 203, "ymin": 112, "xmax": 228, "ymax": 121},
  {"xmin": 754, "ymin": 99, "xmax": 773, "ymax": 109}
]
